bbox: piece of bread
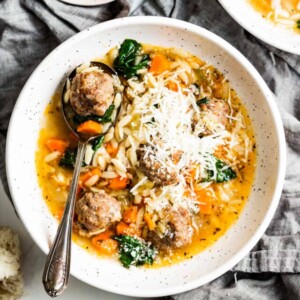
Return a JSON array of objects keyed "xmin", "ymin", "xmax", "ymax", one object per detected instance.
[{"xmin": 0, "ymin": 227, "xmax": 23, "ymax": 300}]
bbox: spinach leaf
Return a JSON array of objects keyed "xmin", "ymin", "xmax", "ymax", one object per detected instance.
[
  {"xmin": 59, "ymin": 148, "xmax": 77, "ymax": 168},
  {"xmin": 73, "ymin": 105, "xmax": 115, "ymax": 125},
  {"xmin": 59, "ymin": 148, "xmax": 86, "ymax": 169},
  {"xmin": 203, "ymin": 155, "xmax": 237, "ymax": 183},
  {"xmin": 114, "ymin": 39, "xmax": 150, "ymax": 78},
  {"xmin": 92, "ymin": 135, "xmax": 104, "ymax": 151},
  {"xmin": 196, "ymin": 97, "xmax": 209, "ymax": 106},
  {"xmin": 214, "ymin": 158, "xmax": 237, "ymax": 183},
  {"xmin": 113, "ymin": 235, "xmax": 156, "ymax": 268},
  {"xmin": 101, "ymin": 104, "xmax": 115, "ymax": 123}
]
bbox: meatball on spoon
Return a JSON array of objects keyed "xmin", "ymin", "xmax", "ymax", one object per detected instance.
[{"xmin": 43, "ymin": 62, "xmax": 122, "ymax": 297}]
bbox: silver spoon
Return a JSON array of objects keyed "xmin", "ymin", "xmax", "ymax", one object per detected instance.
[{"xmin": 42, "ymin": 62, "xmax": 121, "ymax": 297}]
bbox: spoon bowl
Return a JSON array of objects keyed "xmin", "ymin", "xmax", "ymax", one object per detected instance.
[{"xmin": 62, "ymin": 61, "xmax": 119, "ymax": 141}]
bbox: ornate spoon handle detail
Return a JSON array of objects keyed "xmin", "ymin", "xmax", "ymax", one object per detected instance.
[{"xmin": 43, "ymin": 141, "xmax": 86, "ymax": 297}]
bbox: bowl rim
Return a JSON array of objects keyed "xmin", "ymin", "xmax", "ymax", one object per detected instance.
[
  {"xmin": 6, "ymin": 16, "xmax": 286, "ymax": 297},
  {"xmin": 218, "ymin": 0, "xmax": 300, "ymax": 55}
]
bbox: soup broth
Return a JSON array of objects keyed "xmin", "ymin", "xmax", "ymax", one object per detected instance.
[{"xmin": 36, "ymin": 41, "xmax": 256, "ymax": 268}]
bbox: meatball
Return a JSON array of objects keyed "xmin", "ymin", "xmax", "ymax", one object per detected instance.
[
  {"xmin": 75, "ymin": 191, "xmax": 121, "ymax": 235},
  {"xmin": 70, "ymin": 70, "xmax": 114, "ymax": 116},
  {"xmin": 149, "ymin": 207, "xmax": 193, "ymax": 251},
  {"xmin": 201, "ymin": 99, "xmax": 229, "ymax": 130},
  {"xmin": 137, "ymin": 144, "xmax": 179, "ymax": 186}
]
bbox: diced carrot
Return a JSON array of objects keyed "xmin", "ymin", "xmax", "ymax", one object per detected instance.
[
  {"xmin": 79, "ymin": 168, "xmax": 101, "ymax": 186},
  {"xmin": 116, "ymin": 222, "xmax": 129, "ymax": 235},
  {"xmin": 77, "ymin": 120, "xmax": 102, "ymax": 135},
  {"xmin": 166, "ymin": 81, "xmax": 178, "ymax": 92},
  {"xmin": 144, "ymin": 213, "xmax": 156, "ymax": 231},
  {"xmin": 109, "ymin": 177, "xmax": 128, "ymax": 190},
  {"xmin": 92, "ymin": 231, "xmax": 118, "ymax": 254},
  {"xmin": 116, "ymin": 222, "xmax": 140, "ymax": 236},
  {"xmin": 149, "ymin": 53, "xmax": 171, "ymax": 75},
  {"xmin": 46, "ymin": 139, "xmax": 69, "ymax": 153},
  {"xmin": 122, "ymin": 206, "xmax": 138, "ymax": 224},
  {"xmin": 105, "ymin": 142, "xmax": 118, "ymax": 157}
]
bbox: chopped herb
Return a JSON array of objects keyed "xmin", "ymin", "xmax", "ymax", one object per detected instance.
[
  {"xmin": 59, "ymin": 148, "xmax": 86, "ymax": 169},
  {"xmin": 73, "ymin": 105, "xmax": 115, "ymax": 125},
  {"xmin": 297, "ymin": 19, "xmax": 300, "ymax": 29},
  {"xmin": 196, "ymin": 97, "xmax": 209, "ymax": 106},
  {"xmin": 113, "ymin": 235, "xmax": 156, "ymax": 268},
  {"xmin": 91, "ymin": 135, "xmax": 104, "ymax": 151},
  {"xmin": 203, "ymin": 155, "xmax": 237, "ymax": 183},
  {"xmin": 114, "ymin": 39, "xmax": 150, "ymax": 78}
]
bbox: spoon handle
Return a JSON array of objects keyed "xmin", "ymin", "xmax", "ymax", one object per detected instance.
[{"xmin": 43, "ymin": 141, "xmax": 86, "ymax": 297}]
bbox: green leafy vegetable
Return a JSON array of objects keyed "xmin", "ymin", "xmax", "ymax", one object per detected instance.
[
  {"xmin": 59, "ymin": 148, "xmax": 86, "ymax": 169},
  {"xmin": 101, "ymin": 104, "xmax": 116, "ymax": 123},
  {"xmin": 196, "ymin": 97, "xmax": 209, "ymax": 106},
  {"xmin": 114, "ymin": 39, "xmax": 150, "ymax": 78},
  {"xmin": 92, "ymin": 135, "xmax": 104, "ymax": 151},
  {"xmin": 73, "ymin": 105, "xmax": 115, "ymax": 125},
  {"xmin": 203, "ymin": 155, "xmax": 237, "ymax": 183},
  {"xmin": 297, "ymin": 19, "xmax": 300, "ymax": 29},
  {"xmin": 59, "ymin": 148, "xmax": 77, "ymax": 168},
  {"xmin": 113, "ymin": 235, "xmax": 156, "ymax": 268}
]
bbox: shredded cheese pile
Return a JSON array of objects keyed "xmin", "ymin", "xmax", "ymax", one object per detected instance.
[{"xmin": 124, "ymin": 67, "xmax": 252, "ymax": 213}]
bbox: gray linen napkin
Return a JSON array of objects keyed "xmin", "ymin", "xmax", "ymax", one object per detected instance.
[{"xmin": 1, "ymin": 0, "xmax": 300, "ymax": 299}]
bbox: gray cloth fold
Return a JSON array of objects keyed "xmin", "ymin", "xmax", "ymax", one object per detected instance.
[{"xmin": 1, "ymin": 0, "xmax": 300, "ymax": 299}]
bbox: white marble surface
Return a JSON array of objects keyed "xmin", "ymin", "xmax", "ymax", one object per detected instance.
[{"xmin": 0, "ymin": 180, "xmax": 141, "ymax": 300}]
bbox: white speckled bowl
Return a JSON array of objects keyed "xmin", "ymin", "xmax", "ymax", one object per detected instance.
[
  {"xmin": 218, "ymin": 0, "xmax": 300, "ymax": 55},
  {"xmin": 6, "ymin": 17, "xmax": 286, "ymax": 297}
]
